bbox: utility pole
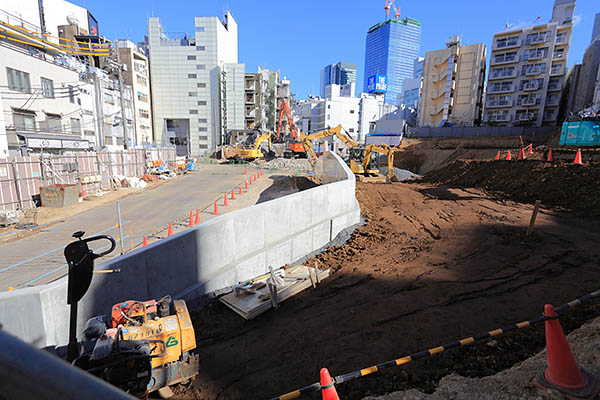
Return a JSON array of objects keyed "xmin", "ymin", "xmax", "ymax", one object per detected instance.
[
  {"xmin": 93, "ymin": 72, "xmax": 105, "ymax": 148},
  {"xmin": 115, "ymin": 45, "xmax": 128, "ymax": 149}
]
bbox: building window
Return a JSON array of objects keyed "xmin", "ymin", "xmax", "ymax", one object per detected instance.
[
  {"xmin": 137, "ymin": 92, "xmax": 148, "ymax": 102},
  {"xmin": 196, "ymin": 65, "xmax": 206, "ymax": 70},
  {"xmin": 13, "ymin": 111, "xmax": 35, "ymax": 130},
  {"xmin": 199, "ymin": 135, "xmax": 208, "ymax": 140},
  {"xmin": 139, "ymin": 109, "xmax": 149, "ymax": 119},
  {"xmin": 189, "ymin": 92, "xmax": 197, "ymax": 97},
  {"xmin": 187, "ymin": 55, "xmax": 196, "ymax": 60},
  {"xmin": 196, "ymin": 46, "xmax": 205, "ymax": 51},
  {"xmin": 195, "ymin": 26, "xmax": 205, "ymax": 32},
  {"xmin": 350, "ymin": 109, "xmax": 355, "ymax": 114},
  {"xmin": 188, "ymin": 74, "xmax": 197, "ymax": 79},
  {"xmin": 41, "ymin": 78, "xmax": 54, "ymax": 98},
  {"xmin": 189, "ymin": 109, "xmax": 198, "ymax": 114},
  {"xmin": 45, "ymin": 113, "xmax": 62, "ymax": 133},
  {"xmin": 327, "ymin": 105, "xmax": 331, "ymax": 109},
  {"xmin": 556, "ymin": 32, "xmax": 568, "ymax": 43},
  {"xmin": 68, "ymin": 85, "xmax": 76, "ymax": 103},
  {"xmin": 199, "ymin": 144, "xmax": 208, "ymax": 149},
  {"xmin": 349, "ymin": 128, "xmax": 354, "ymax": 132},
  {"xmin": 327, "ymin": 115, "xmax": 330, "ymax": 120},
  {"xmin": 105, "ymin": 93, "xmax": 115, "ymax": 105},
  {"xmin": 197, "ymin": 82, "xmax": 206, "ymax": 88},
  {"xmin": 6, "ymin": 67, "xmax": 31, "ymax": 93},
  {"xmin": 198, "ymin": 100, "xmax": 207, "ymax": 106},
  {"xmin": 199, "ymin": 127, "xmax": 207, "ymax": 132},
  {"xmin": 70, "ymin": 118, "xmax": 81, "ymax": 135},
  {"xmin": 136, "ymin": 75, "xmax": 147, "ymax": 86},
  {"xmin": 84, "ymin": 130, "xmax": 94, "ymax": 137},
  {"xmin": 198, "ymin": 118, "xmax": 207, "ymax": 123}
]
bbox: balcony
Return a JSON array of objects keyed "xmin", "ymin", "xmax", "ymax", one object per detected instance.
[
  {"xmin": 432, "ymin": 71, "xmax": 448, "ymax": 82},
  {"xmin": 517, "ymin": 112, "xmax": 536, "ymax": 121},
  {"xmin": 543, "ymin": 112, "xmax": 557, "ymax": 121},
  {"xmin": 494, "ymin": 40, "xmax": 521, "ymax": 50},
  {"xmin": 527, "ymin": 36, "xmax": 547, "ymax": 45},
  {"xmin": 489, "ymin": 71, "xmax": 517, "ymax": 80},
  {"xmin": 526, "ymin": 66, "xmax": 543, "ymax": 76},
  {"xmin": 555, "ymin": 35, "xmax": 568, "ymax": 45},
  {"xmin": 486, "ymin": 99, "xmax": 513, "ymax": 108},
  {"xmin": 550, "ymin": 67, "xmax": 563, "ymax": 76},
  {"xmin": 553, "ymin": 52, "xmax": 565, "ymax": 61},
  {"xmin": 527, "ymin": 53, "xmax": 545, "ymax": 61},
  {"xmin": 546, "ymin": 98, "xmax": 559, "ymax": 106},
  {"xmin": 547, "ymin": 83, "xmax": 561, "ymax": 92},
  {"xmin": 491, "ymin": 56, "xmax": 518, "ymax": 66},
  {"xmin": 523, "ymin": 82, "xmax": 539, "ymax": 91},
  {"xmin": 520, "ymin": 97, "xmax": 537, "ymax": 106},
  {"xmin": 488, "ymin": 86, "xmax": 514, "ymax": 94},
  {"xmin": 431, "ymin": 88, "xmax": 446, "ymax": 99},
  {"xmin": 487, "ymin": 113, "xmax": 511, "ymax": 122}
]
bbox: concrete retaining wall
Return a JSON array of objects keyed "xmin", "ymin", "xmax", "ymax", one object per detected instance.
[{"xmin": 0, "ymin": 152, "xmax": 360, "ymax": 348}]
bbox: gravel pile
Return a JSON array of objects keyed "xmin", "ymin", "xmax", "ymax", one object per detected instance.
[
  {"xmin": 255, "ymin": 158, "xmax": 312, "ymax": 171},
  {"xmin": 380, "ymin": 166, "xmax": 421, "ymax": 181}
]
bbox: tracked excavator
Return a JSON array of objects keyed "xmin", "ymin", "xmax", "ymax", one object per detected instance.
[
  {"xmin": 62, "ymin": 231, "xmax": 198, "ymax": 399},
  {"xmin": 276, "ymin": 99, "xmax": 306, "ymax": 158},
  {"xmin": 223, "ymin": 130, "xmax": 274, "ymax": 161},
  {"xmin": 301, "ymin": 125, "xmax": 398, "ymax": 183}
]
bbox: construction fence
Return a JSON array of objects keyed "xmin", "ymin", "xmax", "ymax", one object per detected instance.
[{"xmin": 0, "ymin": 148, "xmax": 176, "ymax": 211}]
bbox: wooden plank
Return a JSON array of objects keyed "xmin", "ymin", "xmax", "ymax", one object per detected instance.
[
  {"xmin": 526, "ymin": 200, "xmax": 541, "ymax": 236},
  {"xmin": 219, "ymin": 266, "xmax": 330, "ymax": 320}
]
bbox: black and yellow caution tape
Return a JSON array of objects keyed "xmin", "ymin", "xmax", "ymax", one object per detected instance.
[{"xmin": 270, "ymin": 288, "xmax": 600, "ymax": 400}]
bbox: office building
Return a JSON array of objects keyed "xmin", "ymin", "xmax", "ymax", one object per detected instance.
[
  {"xmin": 484, "ymin": 0, "xmax": 575, "ymax": 126},
  {"xmin": 592, "ymin": 13, "xmax": 600, "ymax": 44},
  {"xmin": 401, "ymin": 58, "xmax": 425, "ymax": 110},
  {"xmin": 116, "ymin": 40, "xmax": 153, "ymax": 145},
  {"xmin": 320, "ymin": 62, "xmax": 357, "ymax": 98},
  {"xmin": 148, "ymin": 13, "xmax": 245, "ymax": 156},
  {"xmin": 363, "ymin": 16, "xmax": 422, "ymax": 105},
  {"xmin": 419, "ymin": 36, "xmax": 486, "ymax": 127}
]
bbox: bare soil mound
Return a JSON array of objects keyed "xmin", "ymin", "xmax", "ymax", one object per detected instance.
[
  {"xmin": 181, "ymin": 182, "xmax": 600, "ymax": 400},
  {"xmin": 422, "ymin": 160, "xmax": 600, "ymax": 218}
]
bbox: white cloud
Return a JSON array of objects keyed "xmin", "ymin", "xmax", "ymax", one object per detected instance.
[{"xmin": 573, "ymin": 15, "xmax": 582, "ymax": 27}]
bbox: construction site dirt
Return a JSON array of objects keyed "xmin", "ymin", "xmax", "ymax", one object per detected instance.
[{"xmin": 176, "ymin": 164, "xmax": 600, "ymax": 400}]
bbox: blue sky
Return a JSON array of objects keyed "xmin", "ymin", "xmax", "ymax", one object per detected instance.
[{"xmin": 78, "ymin": 0, "xmax": 597, "ymax": 99}]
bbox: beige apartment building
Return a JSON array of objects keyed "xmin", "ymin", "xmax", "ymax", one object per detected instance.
[
  {"xmin": 418, "ymin": 36, "xmax": 486, "ymax": 127},
  {"xmin": 484, "ymin": 0, "xmax": 575, "ymax": 126},
  {"xmin": 116, "ymin": 40, "xmax": 153, "ymax": 145}
]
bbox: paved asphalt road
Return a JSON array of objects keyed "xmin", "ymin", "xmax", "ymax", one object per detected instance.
[{"xmin": 0, "ymin": 164, "xmax": 274, "ymax": 291}]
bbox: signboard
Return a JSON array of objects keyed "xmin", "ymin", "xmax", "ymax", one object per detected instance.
[
  {"xmin": 27, "ymin": 138, "xmax": 63, "ymax": 149},
  {"xmin": 88, "ymin": 12, "xmax": 99, "ymax": 36},
  {"xmin": 367, "ymin": 74, "xmax": 388, "ymax": 93}
]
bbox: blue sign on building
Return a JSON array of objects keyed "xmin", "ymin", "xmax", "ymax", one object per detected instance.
[{"xmin": 367, "ymin": 74, "xmax": 388, "ymax": 93}]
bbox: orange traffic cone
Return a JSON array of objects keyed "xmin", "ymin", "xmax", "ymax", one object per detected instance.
[
  {"xmin": 167, "ymin": 222, "xmax": 173, "ymax": 237},
  {"xmin": 231, "ymin": 188, "xmax": 235, "ymax": 200},
  {"xmin": 574, "ymin": 148, "xmax": 583, "ymax": 164},
  {"xmin": 244, "ymin": 167, "xmax": 248, "ymax": 175},
  {"xmin": 244, "ymin": 180, "xmax": 248, "ymax": 189},
  {"xmin": 249, "ymin": 176, "xmax": 253, "ymax": 185},
  {"xmin": 494, "ymin": 151, "xmax": 500, "ymax": 161},
  {"xmin": 238, "ymin": 184, "xmax": 243, "ymax": 195},
  {"xmin": 81, "ymin": 186, "xmax": 86, "ymax": 198},
  {"xmin": 260, "ymin": 169, "xmax": 263, "ymax": 177},
  {"xmin": 518, "ymin": 146, "xmax": 525, "ymax": 160},
  {"xmin": 195, "ymin": 208, "xmax": 200, "ymax": 225},
  {"xmin": 547, "ymin": 148, "xmax": 554, "ymax": 162},
  {"xmin": 188, "ymin": 210, "xmax": 195, "ymax": 227},
  {"xmin": 506, "ymin": 150, "xmax": 512, "ymax": 161},
  {"xmin": 223, "ymin": 194, "xmax": 228, "ymax": 207},
  {"xmin": 320, "ymin": 368, "xmax": 339, "ymax": 400},
  {"xmin": 528, "ymin": 143, "xmax": 533, "ymax": 153},
  {"xmin": 534, "ymin": 304, "xmax": 599, "ymax": 397},
  {"xmin": 212, "ymin": 200, "xmax": 219, "ymax": 215},
  {"xmin": 142, "ymin": 236, "xmax": 148, "ymax": 247}
]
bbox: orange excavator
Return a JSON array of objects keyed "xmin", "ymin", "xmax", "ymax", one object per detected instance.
[{"xmin": 276, "ymin": 99, "xmax": 305, "ymax": 158}]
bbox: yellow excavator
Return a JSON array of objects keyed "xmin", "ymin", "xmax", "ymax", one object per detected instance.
[
  {"xmin": 301, "ymin": 125, "xmax": 397, "ymax": 183},
  {"xmin": 223, "ymin": 130, "xmax": 273, "ymax": 160}
]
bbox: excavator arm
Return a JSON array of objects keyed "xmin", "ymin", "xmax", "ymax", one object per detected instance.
[
  {"xmin": 276, "ymin": 100, "xmax": 299, "ymax": 142},
  {"xmin": 301, "ymin": 125, "xmax": 357, "ymax": 168},
  {"xmin": 254, "ymin": 132, "xmax": 271, "ymax": 151}
]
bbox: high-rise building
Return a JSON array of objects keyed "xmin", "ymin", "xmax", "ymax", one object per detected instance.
[
  {"xmin": 591, "ymin": 13, "xmax": 600, "ymax": 44},
  {"xmin": 363, "ymin": 17, "xmax": 421, "ymax": 105},
  {"xmin": 484, "ymin": 0, "xmax": 575, "ymax": 127},
  {"xmin": 148, "ymin": 13, "xmax": 245, "ymax": 156},
  {"xmin": 320, "ymin": 62, "xmax": 357, "ymax": 98},
  {"xmin": 419, "ymin": 36, "xmax": 486, "ymax": 127},
  {"xmin": 401, "ymin": 57, "xmax": 425, "ymax": 111},
  {"xmin": 116, "ymin": 40, "xmax": 153, "ymax": 145}
]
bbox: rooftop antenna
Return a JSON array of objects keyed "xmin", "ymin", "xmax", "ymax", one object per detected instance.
[{"xmin": 384, "ymin": 0, "xmax": 396, "ymax": 19}]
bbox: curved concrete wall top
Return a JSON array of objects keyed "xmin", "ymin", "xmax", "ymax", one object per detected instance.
[{"xmin": 0, "ymin": 152, "xmax": 360, "ymax": 348}]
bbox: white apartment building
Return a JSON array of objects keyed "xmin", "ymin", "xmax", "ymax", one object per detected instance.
[
  {"xmin": 484, "ymin": 0, "xmax": 575, "ymax": 126},
  {"xmin": 116, "ymin": 40, "xmax": 153, "ymax": 145},
  {"xmin": 294, "ymin": 85, "xmax": 395, "ymax": 145},
  {"xmin": 148, "ymin": 13, "xmax": 245, "ymax": 156}
]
